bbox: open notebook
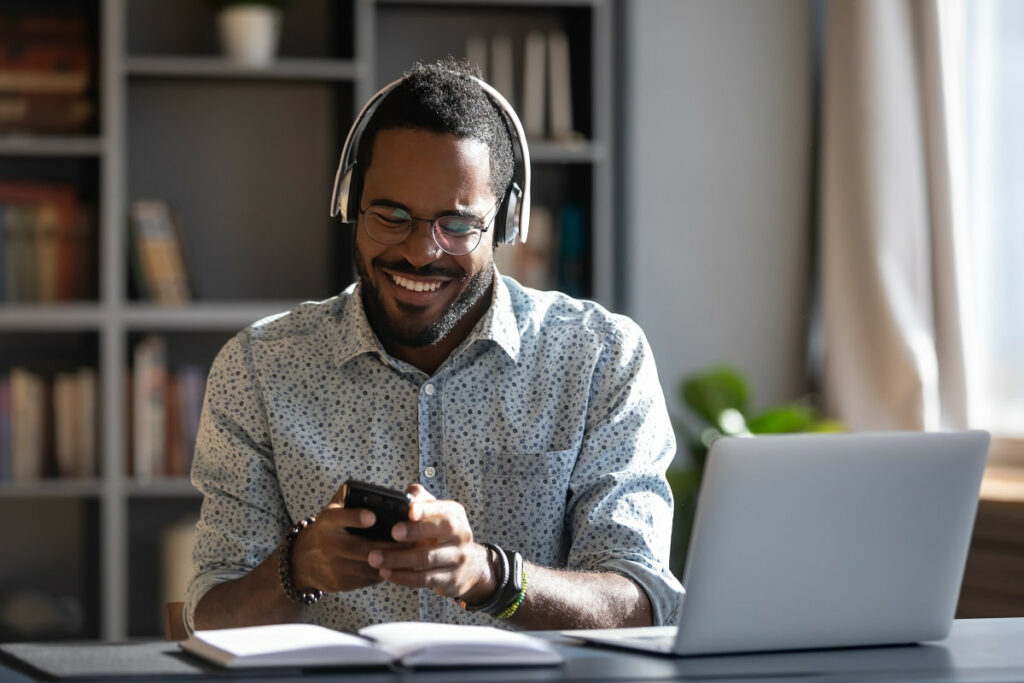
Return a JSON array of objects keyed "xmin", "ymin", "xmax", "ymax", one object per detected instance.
[{"xmin": 181, "ymin": 621, "xmax": 562, "ymax": 669}]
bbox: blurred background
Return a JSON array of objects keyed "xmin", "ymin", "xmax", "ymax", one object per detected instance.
[{"xmin": 0, "ymin": 0, "xmax": 1020, "ymax": 642}]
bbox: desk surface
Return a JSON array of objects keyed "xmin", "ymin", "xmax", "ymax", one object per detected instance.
[{"xmin": 1, "ymin": 618, "xmax": 1023, "ymax": 683}]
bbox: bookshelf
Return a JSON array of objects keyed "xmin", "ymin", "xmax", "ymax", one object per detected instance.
[{"xmin": 0, "ymin": 0, "xmax": 617, "ymax": 641}]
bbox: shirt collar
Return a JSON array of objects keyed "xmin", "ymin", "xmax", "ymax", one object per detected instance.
[{"xmin": 331, "ymin": 268, "xmax": 521, "ymax": 369}]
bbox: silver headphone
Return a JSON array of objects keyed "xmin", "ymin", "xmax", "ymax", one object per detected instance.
[{"xmin": 329, "ymin": 74, "xmax": 532, "ymax": 245}]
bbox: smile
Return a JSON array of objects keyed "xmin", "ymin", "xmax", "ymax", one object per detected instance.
[{"xmin": 391, "ymin": 274, "xmax": 444, "ymax": 293}]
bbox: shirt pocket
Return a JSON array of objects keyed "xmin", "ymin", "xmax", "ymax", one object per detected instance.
[{"xmin": 479, "ymin": 449, "xmax": 577, "ymax": 565}]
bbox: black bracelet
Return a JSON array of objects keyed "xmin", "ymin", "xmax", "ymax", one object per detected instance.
[
  {"xmin": 490, "ymin": 549, "xmax": 524, "ymax": 617},
  {"xmin": 462, "ymin": 542, "xmax": 510, "ymax": 614},
  {"xmin": 279, "ymin": 515, "xmax": 324, "ymax": 605}
]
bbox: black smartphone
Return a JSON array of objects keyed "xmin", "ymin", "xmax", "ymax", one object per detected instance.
[{"xmin": 341, "ymin": 479, "xmax": 413, "ymax": 541}]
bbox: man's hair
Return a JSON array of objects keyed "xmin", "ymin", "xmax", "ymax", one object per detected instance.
[{"xmin": 356, "ymin": 58, "xmax": 515, "ymax": 199}]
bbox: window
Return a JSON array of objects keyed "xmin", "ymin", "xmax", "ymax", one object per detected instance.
[{"xmin": 958, "ymin": 0, "xmax": 1024, "ymax": 442}]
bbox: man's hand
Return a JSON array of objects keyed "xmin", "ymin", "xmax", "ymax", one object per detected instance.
[
  {"xmin": 290, "ymin": 485, "xmax": 414, "ymax": 594},
  {"xmin": 367, "ymin": 484, "xmax": 497, "ymax": 603}
]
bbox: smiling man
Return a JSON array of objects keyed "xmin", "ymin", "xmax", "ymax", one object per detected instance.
[{"xmin": 185, "ymin": 60, "xmax": 683, "ymax": 634}]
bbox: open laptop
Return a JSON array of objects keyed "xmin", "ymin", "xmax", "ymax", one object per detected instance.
[{"xmin": 565, "ymin": 430, "xmax": 989, "ymax": 656}]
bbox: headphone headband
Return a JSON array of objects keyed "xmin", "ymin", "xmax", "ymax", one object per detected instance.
[{"xmin": 330, "ymin": 73, "xmax": 531, "ymax": 244}]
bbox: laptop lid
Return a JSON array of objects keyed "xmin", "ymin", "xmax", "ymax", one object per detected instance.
[{"xmin": 673, "ymin": 430, "xmax": 989, "ymax": 655}]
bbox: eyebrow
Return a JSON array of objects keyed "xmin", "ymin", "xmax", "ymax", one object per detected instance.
[{"xmin": 366, "ymin": 198, "xmax": 486, "ymax": 220}]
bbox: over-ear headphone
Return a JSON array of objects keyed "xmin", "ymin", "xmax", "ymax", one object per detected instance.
[{"xmin": 330, "ymin": 74, "xmax": 531, "ymax": 245}]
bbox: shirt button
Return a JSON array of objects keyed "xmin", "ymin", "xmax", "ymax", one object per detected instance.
[
  {"xmin": 424, "ymin": 384, "xmax": 436, "ymax": 396},
  {"xmin": 423, "ymin": 466, "xmax": 437, "ymax": 479}
]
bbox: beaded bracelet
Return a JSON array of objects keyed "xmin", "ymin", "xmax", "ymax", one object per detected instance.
[
  {"xmin": 496, "ymin": 568, "xmax": 528, "ymax": 619},
  {"xmin": 279, "ymin": 515, "xmax": 324, "ymax": 605}
]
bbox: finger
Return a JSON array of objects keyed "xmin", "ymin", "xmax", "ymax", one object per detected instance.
[
  {"xmin": 329, "ymin": 482, "xmax": 350, "ymax": 505},
  {"xmin": 392, "ymin": 516, "xmax": 460, "ymax": 542},
  {"xmin": 368, "ymin": 544, "xmax": 460, "ymax": 571},
  {"xmin": 317, "ymin": 505, "xmax": 376, "ymax": 530},
  {"xmin": 408, "ymin": 499, "xmax": 468, "ymax": 525},
  {"xmin": 405, "ymin": 483, "xmax": 435, "ymax": 502}
]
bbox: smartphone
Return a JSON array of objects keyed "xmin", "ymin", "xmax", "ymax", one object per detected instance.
[{"xmin": 341, "ymin": 479, "xmax": 413, "ymax": 541}]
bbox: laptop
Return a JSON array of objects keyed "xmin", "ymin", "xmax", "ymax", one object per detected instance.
[{"xmin": 565, "ymin": 430, "xmax": 989, "ymax": 656}]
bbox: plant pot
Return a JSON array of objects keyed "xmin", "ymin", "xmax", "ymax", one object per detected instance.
[{"xmin": 217, "ymin": 5, "xmax": 282, "ymax": 67}]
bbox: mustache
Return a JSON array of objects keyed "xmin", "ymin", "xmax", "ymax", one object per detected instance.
[{"xmin": 372, "ymin": 258, "xmax": 465, "ymax": 280}]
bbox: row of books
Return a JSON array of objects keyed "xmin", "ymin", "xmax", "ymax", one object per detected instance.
[
  {"xmin": 0, "ymin": 367, "xmax": 97, "ymax": 481},
  {"xmin": 492, "ymin": 202, "xmax": 588, "ymax": 298},
  {"xmin": 129, "ymin": 335, "xmax": 206, "ymax": 480},
  {"xmin": 0, "ymin": 181, "xmax": 97, "ymax": 303},
  {"xmin": 466, "ymin": 30, "xmax": 580, "ymax": 143},
  {"xmin": 0, "ymin": 12, "xmax": 95, "ymax": 134}
]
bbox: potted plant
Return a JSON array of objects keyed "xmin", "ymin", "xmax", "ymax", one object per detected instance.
[
  {"xmin": 211, "ymin": 0, "xmax": 285, "ymax": 67},
  {"xmin": 667, "ymin": 366, "xmax": 842, "ymax": 576}
]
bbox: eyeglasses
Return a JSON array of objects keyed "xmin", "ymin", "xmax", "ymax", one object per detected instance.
[{"xmin": 358, "ymin": 198, "xmax": 502, "ymax": 256}]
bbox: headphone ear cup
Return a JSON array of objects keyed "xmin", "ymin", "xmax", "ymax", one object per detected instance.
[
  {"xmin": 496, "ymin": 182, "xmax": 522, "ymax": 245},
  {"xmin": 344, "ymin": 169, "xmax": 362, "ymax": 224}
]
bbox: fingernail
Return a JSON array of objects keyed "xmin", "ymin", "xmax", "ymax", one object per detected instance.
[
  {"xmin": 392, "ymin": 524, "xmax": 406, "ymax": 540},
  {"xmin": 368, "ymin": 551, "xmax": 382, "ymax": 567},
  {"xmin": 362, "ymin": 510, "xmax": 375, "ymax": 526},
  {"xmin": 380, "ymin": 568, "xmax": 391, "ymax": 579}
]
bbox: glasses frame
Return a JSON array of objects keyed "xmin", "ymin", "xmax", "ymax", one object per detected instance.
[{"xmin": 358, "ymin": 196, "xmax": 503, "ymax": 256}]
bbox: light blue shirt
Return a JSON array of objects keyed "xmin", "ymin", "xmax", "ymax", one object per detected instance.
[{"xmin": 185, "ymin": 274, "xmax": 683, "ymax": 632}]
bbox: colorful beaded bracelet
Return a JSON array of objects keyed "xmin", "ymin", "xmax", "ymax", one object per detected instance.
[{"xmin": 496, "ymin": 569, "xmax": 528, "ymax": 620}]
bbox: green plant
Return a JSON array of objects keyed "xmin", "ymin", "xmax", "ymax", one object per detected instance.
[{"xmin": 666, "ymin": 366, "xmax": 842, "ymax": 576}]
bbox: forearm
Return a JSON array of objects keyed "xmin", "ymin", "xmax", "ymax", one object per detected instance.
[
  {"xmin": 192, "ymin": 542, "xmax": 304, "ymax": 630},
  {"xmin": 508, "ymin": 563, "xmax": 652, "ymax": 630}
]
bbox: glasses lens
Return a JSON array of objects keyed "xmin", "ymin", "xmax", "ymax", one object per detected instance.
[
  {"xmin": 364, "ymin": 207, "xmax": 412, "ymax": 244},
  {"xmin": 434, "ymin": 216, "xmax": 483, "ymax": 255}
]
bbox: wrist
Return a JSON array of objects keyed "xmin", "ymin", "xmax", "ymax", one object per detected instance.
[
  {"xmin": 460, "ymin": 543, "xmax": 500, "ymax": 604},
  {"xmin": 279, "ymin": 516, "xmax": 324, "ymax": 605}
]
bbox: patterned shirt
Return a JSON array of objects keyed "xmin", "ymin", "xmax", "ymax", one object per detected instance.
[{"xmin": 185, "ymin": 274, "xmax": 684, "ymax": 633}]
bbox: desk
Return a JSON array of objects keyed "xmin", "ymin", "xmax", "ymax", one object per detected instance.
[{"xmin": 1, "ymin": 618, "xmax": 1023, "ymax": 682}]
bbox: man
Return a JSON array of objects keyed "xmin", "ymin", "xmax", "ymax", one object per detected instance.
[{"xmin": 185, "ymin": 60, "xmax": 683, "ymax": 633}]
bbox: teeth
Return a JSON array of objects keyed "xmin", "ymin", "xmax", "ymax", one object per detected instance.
[{"xmin": 392, "ymin": 274, "xmax": 442, "ymax": 292}]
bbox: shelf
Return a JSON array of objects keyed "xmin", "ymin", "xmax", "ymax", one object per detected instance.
[
  {"xmin": 530, "ymin": 140, "xmax": 606, "ymax": 164},
  {"xmin": 0, "ymin": 135, "xmax": 105, "ymax": 157},
  {"xmin": 124, "ymin": 56, "xmax": 363, "ymax": 82},
  {"xmin": 0, "ymin": 304, "xmax": 105, "ymax": 331},
  {"xmin": 122, "ymin": 301, "xmax": 301, "ymax": 330},
  {"xmin": 0, "ymin": 478, "xmax": 103, "ymax": 499},
  {"xmin": 126, "ymin": 478, "xmax": 200, "ymax": 498}
]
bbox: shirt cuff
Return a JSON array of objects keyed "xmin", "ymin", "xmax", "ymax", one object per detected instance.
[
  {"xmin": 183, "ymin": 568, "xmax": 249, "ymax": 635},
  {"xmin": 594, "ymin": 557, "xmax": 685, "ymax": 626}
]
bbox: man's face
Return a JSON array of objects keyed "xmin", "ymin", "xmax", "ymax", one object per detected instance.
[{"xmin": 354, "ymin": 128, "xmax": 497, "ymax": 349}]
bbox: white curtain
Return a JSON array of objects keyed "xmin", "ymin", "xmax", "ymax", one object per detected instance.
[{"xmin": 819, "ymin": 0, "xmax": 970, "ymax": 431}]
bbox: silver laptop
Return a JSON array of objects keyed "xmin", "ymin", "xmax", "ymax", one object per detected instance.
[{"xmin": 566, "ymin": 431, "xmax": 989, "ymax": 656}]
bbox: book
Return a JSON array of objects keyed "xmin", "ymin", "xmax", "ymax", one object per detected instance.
[
  {"xmin": 181, "ymin": 622, "xmax": 562, "ymax": 669},
  {"xmin": 132, "ymin": 335, "xmax": 168, "ymax": 480},
  {"xmin": 0, "ymin": 376, "xmax": 10, "ymax": 480},
  {"xmin": 490, "ymin": 34, "xmax": 515, "ymax": 109},
  {"xmin": 493, "ymin": 205, "xmax": 555, "ymax": 290},
  {"xmin": 522, "ymin": 31, "xmax": 547, "ymax": 139},
  {"xmin": 465, "ymin": 34, "xmax": 488, "ymax": 81},
  {"xmin": 130, "ymin": 200, "xmax": 191, "ymax": 305},
  {"xmin": 547, "ymin": 30, "xmax": 578, "ymax": 142},
  {"xmin": 0, "ymin": 182, "xmax": 81, "ymax": 303}
]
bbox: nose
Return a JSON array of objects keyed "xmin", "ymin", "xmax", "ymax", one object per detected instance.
[{"xmin": 398, "ymin": 219, "xmax": 443, "ymax": 267}]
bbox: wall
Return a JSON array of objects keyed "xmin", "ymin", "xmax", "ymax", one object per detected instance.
[{"xmin": 624, "ymin": 0, "xmax": 814, "ymax": 455}]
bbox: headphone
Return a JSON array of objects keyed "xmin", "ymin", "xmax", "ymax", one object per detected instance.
[{"xmin": 330, "ymin": 74, "xmax": 531, "ymax": 245}]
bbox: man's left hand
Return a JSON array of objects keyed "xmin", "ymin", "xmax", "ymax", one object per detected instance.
[{"xmin": 367, "ymin": 483, "xmax": 497, "ymax": 603}]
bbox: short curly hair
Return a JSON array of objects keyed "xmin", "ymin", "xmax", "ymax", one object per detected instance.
[{"xmin": 356, "ymin": 58, "xmax": 515, "ymax": 199}]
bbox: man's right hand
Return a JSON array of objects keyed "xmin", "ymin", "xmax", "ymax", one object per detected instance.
[{"xmin": 290, "ymin": 486, "xmax": 414, "ymax": 593}]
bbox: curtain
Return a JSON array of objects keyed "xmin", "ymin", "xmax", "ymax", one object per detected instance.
[{"xmin": 819, "ymin": 0, "xmax": 970, "ymax": 431}]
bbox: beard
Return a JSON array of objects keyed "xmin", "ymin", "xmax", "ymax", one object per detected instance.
[{"xmin": 355, "ymin": 242, "xmax": 494, "ymax": 349}]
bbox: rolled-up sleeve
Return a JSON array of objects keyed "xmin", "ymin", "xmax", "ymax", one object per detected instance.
[
  {"xmin": 184, "ymin": 332, "xmax": 290, "ymax": 633},
  {"xmin": 565, "ymin": 320, "xmax": 685, "ymax": 626}
]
